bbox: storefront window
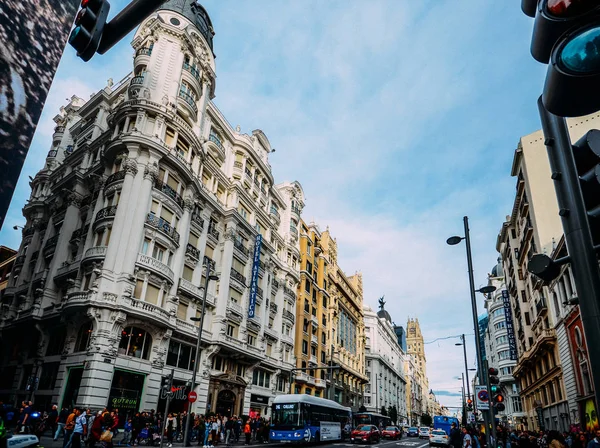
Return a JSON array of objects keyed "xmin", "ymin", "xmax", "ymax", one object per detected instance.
[
  {"xmin": 109, "ymin": 369, "xmax": 146, "ymax": 424},
  {"xmin": 119, "ymin": 327, "xmax": 152, "ymax": 359}
]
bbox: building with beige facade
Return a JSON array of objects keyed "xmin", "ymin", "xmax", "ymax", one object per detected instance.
[
  {"xmin": 406, "ymin": 318, "xmax": 428, "ymax": 424},
  {"xmin": 0, "ymin": 1, "xmax": 302, "ymax": 418},
  {"xmin": 496, "ymin": 113, "xmax": 600, "ymax": 431}
]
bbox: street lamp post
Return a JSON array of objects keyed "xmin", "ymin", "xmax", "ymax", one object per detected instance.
[
  {"xmin": 447, "ymin": 216, "xmax": 498, "ymax": 446},
  {"xmin": 183, "ymin": 261, "xmax": 219, "ymax": 447},
  {"xmin": 455, "ymin": 334, "xmax": 471, "ymax": 404}
]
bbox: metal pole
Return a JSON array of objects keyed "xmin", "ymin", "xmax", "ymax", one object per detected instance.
[
  {"xmin": 538, "ymin": 97, "xmax": 600, "ymax": 411},
  {"xmin": 159, "ymin": 369, "xmax": 174, "ymax": 448},
  {"xmin": 97, "ymin": 0, "xmax": 168, "ymax": 54},
  {"xmin": 183, "ymin": 262, "xmax": 212, "ymax": 447},
  {"xmin": 483, "ymin": 360, "xmax": 498, "ymax": 448},
  {"xmin": 289, "ymin": 369, "xmax": 295, "ymax": 395},
  {"xmin": 463, "ymin": 216, "xmax": 492, "ymax": 448},
  {"xmin": 461, "ymin": 334, "xmax": 471, "ymax": 402},
  {"xmin": 461, "ymin": 374, "xmax": 466, "ymax": 427}
]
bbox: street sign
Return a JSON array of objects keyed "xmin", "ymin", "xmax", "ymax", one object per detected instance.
[
  {"xmin": 475, "ymin": 385, "xmax": 489, "ymax": 410},
  {"xmin": 188, "ymin": 391, "xmax": 198, "ymax": 403}
]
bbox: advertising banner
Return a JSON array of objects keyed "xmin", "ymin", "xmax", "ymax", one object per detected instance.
[
  {"xmin": 320, "ymin": 422, "xmax": 341, "ymax": 441},
  {"xmin": 502, "ymin": 290, "xmax": 518, "ymax": 360},
  {"xmin": 248, "ymin": 234, "xmax": 263, "ymax": 318}
]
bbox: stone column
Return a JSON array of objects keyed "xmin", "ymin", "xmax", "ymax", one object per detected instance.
[
  {"xmin": 103, "ymin": 155, "xmax": 139, "ymax": 273},
  {"xmin": 198, "ymin": 78, "xmax": 211, "ymax": 136},
  {"xmin": 169, "ymin": 196, "xmax": 193, "ymax": 296},
  {"xmin": 118, "ymin": 156, "xmax": 160, "ymax": 275},
  {"xmin": 216, "ymin": 223, "xmax": 236, "ymax": 320}
]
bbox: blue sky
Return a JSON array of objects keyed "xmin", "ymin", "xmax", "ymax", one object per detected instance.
[{"xmin": 0, "ymin": 1, "xmax": 548, "ymax": 411}]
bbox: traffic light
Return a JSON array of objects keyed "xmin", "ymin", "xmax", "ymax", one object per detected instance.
[
  {"xmin": 493, "ymin": 392, "xmax": 505, "ymax": 412},
  {"xmin": 523, "ymin": 0, "xmax": 600, "ymax": 116},
  {"xmin": 161, "ymin": 371, "xmax": 174, "ymax": 394},
  {"xmin": 529, "ymin": 129, "xmax": 600, "ymax": 282},
  {"xmin": 488, "ymin": 367, "xmax": 500, "ymax": 386},
  {"xmin": 68, "ymin": 0, "xmax": 111, "ymax": 62},
  {"xmin": 466, "ymin": 398, "xmax": 473, "ymax": 411}
]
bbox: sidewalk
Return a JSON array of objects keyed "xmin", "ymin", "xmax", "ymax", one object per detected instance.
[{"xmin": 37, "ymin": 436, "xmax": 279, "ymax": 448}]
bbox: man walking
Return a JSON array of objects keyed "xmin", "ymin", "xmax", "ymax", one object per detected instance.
[
  {"xmin": 450, "ymin": 423, "xmax": 462, "ymax": 448},
  {"xmin": 72, "ymin": 409, "xmax": 87, "ymax": 448},
  {"xmin": 55, "ymin": 407, "xmax": 70, "ymax": 441}
]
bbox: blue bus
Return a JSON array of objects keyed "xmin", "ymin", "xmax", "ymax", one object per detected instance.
[
  {"xmin": 433, "ymin": 416, "xmax": 459, "ymax": 436},
  {"xmin": 270, "ymin": 394, "xmax": 352, "ymax": 443}
]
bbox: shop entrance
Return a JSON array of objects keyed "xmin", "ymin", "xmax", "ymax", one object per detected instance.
[
  {"xmin": 108, "ymin": 369, "xmax": 146, "ymax": 426},
  {"xmin": 215, "ymin": 390, "xmax": 236, "ymax": 417},
  {"xmin": 61, "ymin": 367, "xmax": 83, "ymax": 409}
]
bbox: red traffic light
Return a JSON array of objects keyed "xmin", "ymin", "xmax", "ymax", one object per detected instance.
[
  {"xmin": 488, "ymin": 367, "xmax": 499, "ymax": 376},
  {"xmin": 547, "ymin": 0, "xmax": 597, "ymax": 18},
  {"xmin": 495, "ymin": 394, "xmax": 505, "ymax": 403}
]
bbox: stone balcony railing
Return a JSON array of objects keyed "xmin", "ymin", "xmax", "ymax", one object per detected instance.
[
  {"xmin": 281, "ymin": 334, "xmax": 294, "ymax": 346},
  {"xmin": 234, "ymin": 239, "xmax": 249, "ymax": 257},
  {"xmin": 137, "ymin": 253, "xmax": 174, "ymax": 282},
  {"xmin": 186, "ymin": 243, "xmax": 200, "ymax": 260},
  {"xmin": 191, "ymin": 213, "xmax": 204, "ymax": 230},
  {"xmin": 230, "ymin": 268, "xmax": 247, "ymax": 287},
  {"xmin": 153, "ymin": 179, "xmax": 185, "ymax": 209},
  {"xmin": 282, "ymin": 309, "xmax": 295, "ymax": 323},
  {"xmin": 283, "ymin": 286, "xmax": 296, "ymax": 300},
  {"xmin": 311, "ymin": 334, "xmax": 318, "ymax": 345},
  {"xmin": 146, "ymin": 213, "xmax": 180, "ymax": 244},
  {"xmin": 227, "ymin": 300, "xmax": 243, "ymax": 316}
]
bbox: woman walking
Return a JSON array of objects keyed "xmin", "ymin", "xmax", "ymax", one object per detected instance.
[{"xmin": 166, "ymin": 414, "xmax": 176, "ymax": 448}]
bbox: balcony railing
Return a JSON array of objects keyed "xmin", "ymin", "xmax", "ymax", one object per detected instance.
[
  {"xmin": 227, "ymin": 300, "xmax": 243, "ymax": 315},
  {"xmin": 283, "ymin": 286, "xmax": 296, "ymax": 299},
  {"xmin": 186, "ymin": 243, "xmax": 200, "ymax": 260},
  {"xmin": 281, "ymin": 334, "xmax": 294, "ymax": 345},
  {"xmin": 70, "ymin": 225, "xmax": 89, "ymax": 243},
  {"xmin": 269, "ymin": 206, "xmax": 280, "ymax": 219},
  {"xmin": 272, "ymin": 279, "xmax": 279, "ymax": 289},
  {"xmin": 203, "ymin": 256, "xmax": 215, "ymax": 270},
  {"xmin": 44, "ymin": 234, "xmax": 60, "ymax": 249},
  {"xmin": 282, "ymin": 309, "xmax": 295, "ymax": 323},
  {"xmin": 209, "ymin": 133, "xmax": 224, "ymax": 150},
  {"xmin": 230, "ymin": 268, "xmax": 247, "ymax": 286},
  {"xmin": 137, "ymin": 253, "xmax": 174, "ymax": 281},
  {"xmin": 178, "ymin": 89, "xmax": 198, "ymax": 114},
  {"xmin": 269, "ymin": 302, "xmax": 278, "ymax": 313},
  {"xmin": 83, "ymin": 246, "xmax": 107, "ymax": 261},
  {"xmin": 154, "ymin": 179, "xmax": 184, "ymax": 209},
  {"xmin": 535, "ymin": 296, "xmax": 548, "ymax": 315},
  {"xmin": 292, "ymin": 206, "xmax": 301, "ymax": 216},
  {"xmin": 131, "ymin": 74, "xmax": 145, "ymax": 85},
  {"xmin": 136, "ymin": 47, "xmax": 152, "ymax": 56},
  {"xmin": 96, "ymin": 205, "xmax": 117, "ymax": 222},
  {"xmin": 146, "ymin": 213, "xmax": 180, "ymax": 244},
  {"xmin": 14, "ymin": 255, "xmax": 26, "ymax": 266},
  {"xmin": 290, "ymin": 225, "xmax": 298, "ymax": 235},
  {"xmin": 234, "ymin": 161, "xmax": 243, "ymax": 170},
  {"xmin": 234, "ymin": 239, "xmax": 249, "ymax": 257},
  {"xmin": 106, "ymin": 170, "xmax": 126, "ymax": 186},
  {"xmin": 208, "ymin": 224, "xmax": 219, "ymax": 241},
  {"xmin": 244, "ymin": 167, "xmax": 252, "ymax": 178},
  {"xmin": 257, "ymin": 286, "xmax": 263, "ymax": 298},
  {"xmin": 183, "ymin": 62, "xmax": 201, "ymax": 81},
  {"xmin": 191, "ymin": 213, "xmax": 204, "ymax": 229}
]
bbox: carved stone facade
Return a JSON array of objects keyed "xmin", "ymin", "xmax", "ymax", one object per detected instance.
[{"xmin": 0, "ymin": 1, "xmax": 299, "ymax": 417}]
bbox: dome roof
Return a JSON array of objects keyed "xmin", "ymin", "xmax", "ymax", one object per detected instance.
[
  {"xmin": 491, "ymin": 257, "xmax": 503, "ymax": 278},
  {"xmin": 158, "ymin": 0, "xmax": 214, "ymax": 51},
  {"xmin": 377, "ymin": 309, "xmax": 392, "ymax": 323}
]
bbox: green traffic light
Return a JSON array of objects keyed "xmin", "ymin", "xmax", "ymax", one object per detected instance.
[
  {"xmin": 490, "ymin": 385, "xmax": 499, "ymax": 393},
  {"xmin": 560, "ymin": 26, "xmax": 600, "ymax": 74}
]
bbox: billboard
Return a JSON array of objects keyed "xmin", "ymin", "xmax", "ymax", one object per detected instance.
[
  {"xmin": 248, "ymin": 234, "xmax": 262, "ymax": 319},
  {"xmin": 0, "ymin": 0, "xmax": 80, "ymax": 229}
]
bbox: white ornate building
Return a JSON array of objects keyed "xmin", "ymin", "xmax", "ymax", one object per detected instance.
[
  {"xmin": 0, "ymin": 0, "xmax": 303, "ymax": 419},
  {"xmin": 363, "ymin": 301, "xmax": 407, "ymax": 424},
  {"xmin": 483, "ymin": 262, "xmax": 526, "ymax": 428}
]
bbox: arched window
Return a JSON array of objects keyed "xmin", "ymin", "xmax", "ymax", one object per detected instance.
[
  {"xmin": 119, "ymin": 326, "xmax": 152, "ymax": 360},
  {"xmin": 75, "ymin": 322, "xmax": 93, "ymax": 353}
]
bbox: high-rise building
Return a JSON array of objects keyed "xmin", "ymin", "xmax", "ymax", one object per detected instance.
[
  {"xmin": 292, "ymin": 220, "xmax": 329, "ymax": 397},
  {"xmin": 483, "ymin": 261, "xmax": 526, "ymax": 428},
  {"xmin": 406, "ymin": 318, "xmax": 428, "ymax": 424},
  {"xmin": 363, "ymin": 299, "xmax": 407, "ymax": 424},
  {"xmin": 0, "ymin": 1, "xmax": 302, "ymax": 417}
]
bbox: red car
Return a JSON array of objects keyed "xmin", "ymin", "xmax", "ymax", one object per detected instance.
[
  {"xmin": 382, "ymin": 426, "xmax": 403, "ymax": 440},
  {"xmin": 351, "ymin": 425, "xmax": 380, "ymax": 444}
]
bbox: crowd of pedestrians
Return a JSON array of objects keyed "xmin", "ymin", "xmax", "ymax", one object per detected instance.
[
  {"xmin": 448, "ymin": 422, "xmax": 600, "ymax": 448},
  {"xmin": 0, "ymin": 401, "xmax": 272, "ymax": 447}
]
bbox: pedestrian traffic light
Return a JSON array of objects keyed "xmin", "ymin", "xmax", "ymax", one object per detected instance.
[
  {"xmin": 68, "ymin": 0, "xmax": 111, "ymax": 62},
  {"xmin": 161, "ymin": 372, "xmax": 173, "ymax": 394},
  {"xmin": 488, "ymin": 367, "xmax": 500, "ymax": 385},
  {"xmin": 523, "ymin": 0, "xmax": 600, "ymax": 116}
]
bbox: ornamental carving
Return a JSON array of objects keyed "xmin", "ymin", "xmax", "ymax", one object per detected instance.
[
  {"xmin": 67, "ymin": 192, "xmax": 83, "ymax": 208},
  {"xmin": 184, "ymin": 197, "xmax": 195, "ymax": 212},
  {"xmin": 122, "ymin": 158, "xmax": 138, "ymax": 176},
  {"xmin": 144, "ymin": 162, "xmax": 159, "ymax": 181}
]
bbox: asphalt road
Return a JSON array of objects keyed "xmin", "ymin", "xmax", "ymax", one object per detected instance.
[{"xmin": 36, "ymin": 436, "xmax": 434, "ymax": 448}]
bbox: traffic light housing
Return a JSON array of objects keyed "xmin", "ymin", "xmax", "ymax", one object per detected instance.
[
  {"xmin": 69, "ymin": 0, "xmax": 111, "ymax": 62},
  {"xmin": 488, "ymin": 367, "xmax": 500, "ymax": 385},
  {"xmin": 466, "ymin": 398, "xmax": 473, "ymax": 411},
  {"xmin": 493, "ymin": 392, "xmax": 505, "ymax": 412},
  {"xmin": 523, "ymin": 0, "xmax": 600, "ymax": 116},
  {"xmin": 161, "ymin": 371, "xmax": 174, "ymax": 394}
]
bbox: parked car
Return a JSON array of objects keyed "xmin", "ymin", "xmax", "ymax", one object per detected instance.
[
  {"xmin": 351, "ymin": 424, "xmax": 380, "ymax": 444},
  {"xmin": 419, "ymin": 427, "xmax": 431, "ymax": 439},
  {"xmin": 408, "ymin": 427, "xmax": 419, "ymax": 437},
  {"xmin": 382, "ymin": 426, "xmax": 403, "ymax": 440},
  {"xmin": 429, "ymin": 429, "xmax": 450, "ymax": 446}
]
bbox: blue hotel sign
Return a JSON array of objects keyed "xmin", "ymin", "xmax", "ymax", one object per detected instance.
[
  {"xmin": 502, "ymin": 289, "xmax": 518, "ymax": 361},
  {"xmin": 248, "ymin": 234, "xmax": 263, "ymax": 319}
]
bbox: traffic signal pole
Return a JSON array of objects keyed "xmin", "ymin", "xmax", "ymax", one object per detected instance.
[
  {"xmin": 483, "ymin": 361, "xmax": 497, "ymax": 448},
  {"xmin": 159, "ymin": 369, "xmax": 174, "ymax": 448},
  {"xmin": 538, "ymin": 97, "xmax": 600, "ymax": 413}
]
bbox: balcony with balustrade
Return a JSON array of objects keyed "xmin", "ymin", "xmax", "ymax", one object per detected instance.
[
  {"xmin": 311, "ymin": 334, "xmax": 318, "ymax": 345},
  {"xmin": 82, "ymin": 246, "xmax": 107, "ymax": 264},
  {"xmin": 105, "ymin": 170, "xmax": 126, "ymax": 188},
  {"xmin": 178, "ymin": 88, "xmax": 198, "ymax": 119},
  {"xmin": 146, "ymin": 213, "xmax": 180, "ymax": 245},
  {"xmin": 191, "ymin": 213, "xmax": 204, "ymax": 231},
  {"xmin": 233, "ymin": 238, "xmax": 249, "ymax": 259},
  {"xmin": 227, "ymin": 300, "xmax": 243, "ymax": 316},
  {"xmin": 136, "ymin": 253, "xmax": 174, "ymax": 283},
  {"xmin": 230, "ymin": 267, "xmax": 246, "ymax": 290},
  {"xmin": 283, "ymin": 285, "xmax": 296, "ymax": 300},
  {"xmin": 208, "ymin": 132, "xmax": 226, "ymax": 161},
  {"xmin": 186, "ymin": 243, "xmax": 200, "ymax": 260},
  {"xmin": 93, "ymin": 205, "xmax": 117, "ymax": 230},
  {"xmin": 282, "ymin": 309, "xmax": 295, "ymax": 324},
  {"xmin": 43, "ymin": 234, "xmax": 60, "ymax": 258},
  {"xmin": 207, "ymin": 223, "xmax": 219, "ymax": 243},
  {"xmin": 153, "ymin": 179, "xmax": 184, "ymax": 210}
]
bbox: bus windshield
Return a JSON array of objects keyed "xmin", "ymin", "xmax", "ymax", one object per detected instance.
[{"xmin": 272, "ymin": 403, "xmax": 301, "ymax": 429}]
